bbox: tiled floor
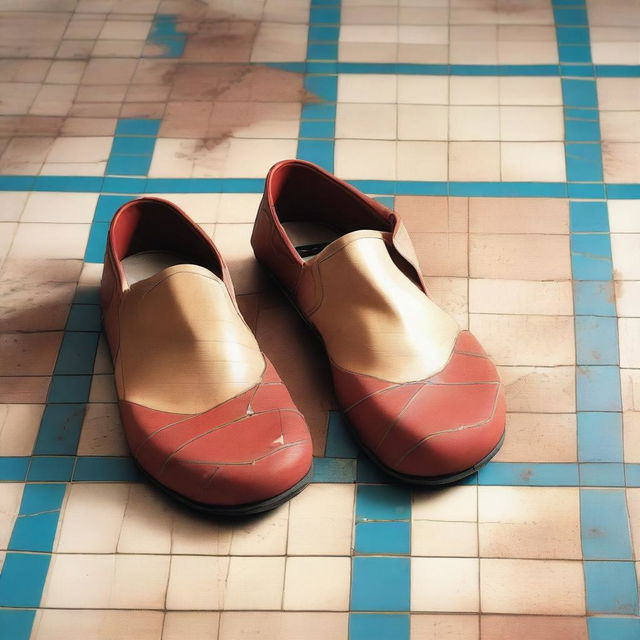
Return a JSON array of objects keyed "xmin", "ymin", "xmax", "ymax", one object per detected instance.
[{"xmin": 0, "ymin": 0, "xmax": 639, "ymax": 639}]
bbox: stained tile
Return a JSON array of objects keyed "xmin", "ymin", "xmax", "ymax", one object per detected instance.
[
  {"xmin": 288, "ymin": 484, "xmax": 354, "ymax": 555},
  {"xmin": 469, "ymin": 314, "xmax": 575, "ymax": 366},
  {"xmin": 219, "ymin": 612, "xmax": 348, "ymax": 640},
  {"xmin": 469, "ymin": 234, "xmax": 571, "ymax": 280},
  {"xmin": 495, "ymin": 413, "xmax": 577, "ymax": 463},
  {"xmin": 166, "ymin": 556, "xmax": 229, "ymax": 610},
  {"xmin": 284, "ymin": 557, "xmax": 350, "ymax": 611},
  {"xmin": 481, "ymin": 615, "xmax": 588, "ymax": 640},
  {"xmin": 478, "ymin": 487, "xmax": 581, "ymax": 559},
  {"xmin": 32, "ymin": 610, "xmax": 163, "ymax": 640},
  {"xmin": 44, "ymin": 554, "xmax": 170, "ymax": 609},
  {"xmin": 411, "ymin": 615, "xmax": 479, "ymax": 640},
  {"xmin": 480, "ymin": 559, "xmax": 585, "ymax": 615},
  {"xmin": 56, "ymin": 484, "xmax": 129, "ymax": 553},
  {"xmin": 412, "ymin": 558, "xmax": 480, "ymax": 613}
]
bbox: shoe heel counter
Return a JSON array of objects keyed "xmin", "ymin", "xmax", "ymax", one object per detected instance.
[
  {"xmin": 100, "ymin": 250, "xmax": 120, "ymax": 357},
  {"xmin": 251, "ymin": 195, "xmax": 301, "ymax": 294}
]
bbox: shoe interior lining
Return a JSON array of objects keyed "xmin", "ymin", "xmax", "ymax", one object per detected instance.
[
  {"xmin": 280, "ymin": 221, "xmax": 340, "ymax": 260},
  {"xmin": 111, "ymin": 199, "xmax": 223, "ymax": 278},
  {"xmin": 122, "ymin": 251, "xmax": 197, "ymax": 285},
  {"xmin": 269, "ymin": 163, "xmax": 389, "ymax": 237}
]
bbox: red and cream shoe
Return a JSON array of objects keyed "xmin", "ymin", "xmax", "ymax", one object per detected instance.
[
  {"xmin": 101, "ymin": 197, "xmax": 312, "ymax": 514},
  {"xmin": 251, "ymin": 160, "xmax": 505, "ymax": 484}
]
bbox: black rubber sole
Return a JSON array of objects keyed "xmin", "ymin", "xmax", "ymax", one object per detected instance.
[
  {"xmin": 138, "ymin": 462, "xmax": 313, "ymax": 516},
  {"xmin": 260, "ymin": 262, "xmax": 505, "ymax": 486},
  {"xmin": 352, "ymin": 426, "xmax": 506, "ymax": 486}
]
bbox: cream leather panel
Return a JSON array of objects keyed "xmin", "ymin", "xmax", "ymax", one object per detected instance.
[
  {"xmin": 116, "ymin": 264, "xmax": 264, "ymax": 414},
  {"xmin": 303, "ymin": 231, "xmax": 460, "ymax": 383}
]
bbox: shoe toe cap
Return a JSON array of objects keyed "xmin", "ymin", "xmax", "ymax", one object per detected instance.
[{"xmin": 344, "ymin": 331, "xmax": 506, "ymax": 480}]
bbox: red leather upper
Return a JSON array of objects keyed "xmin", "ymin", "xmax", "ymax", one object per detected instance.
[
  {"xmin": 252, "ymin": 160, "xmax": 506, "ymax": 480},
  {"xmin": 102, "ymin": 197, "xmax": 312, "ymax": 507},
  {"xmin": 332, "ymin": 331, "xmax": 505, "ymax": 477}
]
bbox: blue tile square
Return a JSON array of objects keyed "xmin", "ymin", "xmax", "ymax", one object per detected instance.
[
  {"xmin": 0, "ymin": 457, "xmax": 29, "ymax": 481},
  {"xmin": 576, "ymin": 366, "xmax": 622, "ymax": 412},
  {"xmin": 65, "ymin": 304, "xmax": 102, "ymax": 332},
  {"xmin": 299, "ymin": 119, "xmax": 335, "ymax": 139},
  {"xmin": 311, "ymin": 456, "xmax": 357, "ymax": 483},
  {"xmin": 302, "ymin": 103, "xmax": 337, "ymax": 120},
  {"xmin": 9, "ymin": 511, "xmax": 61, "ymax": 552},
  {"xmin": 47, "ymin": 375, "xmax": 92, "ymax": 404},
  {"xmin": 27, "ymin": 456, "xmax": 75, "ymax": 482},
  {"xmin": 554, "ymin": 7, "xmax": 588, "ymax": 25},
  {"xmin": 575, "ymin": 315, "xmax": 619, "ymax": 365},
  {"xmin": 34, "ymin": 176, "xmax": 103, "ymax": 192},
  {"xmin": 581, "ymin": 489, "xmax": 633, "ymax": 559},
  {"xmin": 325, "ymin": 411, "xmax": 359, "ymax": 458},
  {"xmin": 101, "ymin": 176, "xmax": 146, "ymax": 194},
  {"xmin": 626, "ymin": 464, "xmax": 640, "ymax": 486},
  {"xmin": 304, "ymin": 75, "xmax": 338, "ymax": 102},
  {"xmin": 349, "ymin": 614, "xmax": 410, "ymax": 640},
  {"xmin": 84, "ymin": 221, "xmax": 109, "ymax": 263},
  {"xmin": 111, "ymin": 136, "xmax": 156, "ymax": 155},
  {"xmin": 34, "ymin": 404, "xmax": 85, "ymax": 456},
  {"xmin": 556, "ymin": 26, "xmax": 590, "ymax": 44},
  {"xmin": 297, "ymin": 139, "xmax": 334, "ymax": 171},
  {"xmin": 355, "ymin": 522, "xmax": 410, "ymax": 554},
  {"xmin": 107, "ymin": 155, "xmax": 152, "ymax": 177},
  {"xmin": 0, "ymin": 553, "xmax": 51, "ymax": 607},
  {"xmin": 584, "ymin": 561, "xmax": 638, "ymax": 614},
  {"xmin": 307, "ymin": 43, "xmax": 339, "ymax": 60},
  {"xmin": 94, "ymin": 195, "xmax": 133, "ymax": 222},
  {"xmin": 572, "ymin": 281, "xmax": 616, "ymax": 316},
  {"xmin": 571, "ymin": 234, "xmax": 613, "ymax": 280},
  {"xmin": 565, "ymin": 118, "xmax": 601, "ymax": 142},
  {"xmin": 357, "ymin": 457, "xmax": 391, "ymax": 484},
  {"xmin": 73, "ymin": 457, "xmax": 141, "ymax": 482},
  {"xmin": 351, "ymin": 557, "xmax": 410, "ymax": 611},
  {"xmin": 54, "ymin": 332, "xmax": 100, "ymax": 375},
  {"xmin": 310, "ymin": 6, "xmax": 340, "ymax": 23},
  {"xmin": 356, "ymin": 485, "xmax": 411, "ymax": 521},
  {"xmin": 374, "ymin": 196, "xmax": 394, "ymax": 209},
  {"xmin": 580, "ymin": 462, "xmax": 625, "ymax": 486},
  {"xmin": 562, "ymin": 78, "xmax": 598, "ymax": 107},
  {"xmin": 568, "ymin": 182, "xmax": 606, "ymax": 199},
  {"xmin": 309, "ymin": 25, "xmax": 339, "ymax": 42},
  {"xmin": 570, "ymin": 201, "xmax": 609, "ymax": 232},
  {"xmin": 578, "ymin": 412, "xmax": 623, "ymax": 462},
  {"xmin": 558, "ymin": 45, "xmax": 592, "ymax": 63},
  {"xmin": 565, "ymin": 143, "xmax": 604, "ymax": 181},
  {"xmin": 74, "ymin": 286, "xmax": 101, "ymax": 305},
  {"xmin": 0, "ymin": 610, "xmax": 36, "ymax": 640},
  {"xmin": 19, "ymin": 483, "xmax": 66, "ymax": 515},
  {"xmin": 588, "ymin": 618, "xmax": 640, "ymax": 640},
  {"xmin": 115, "ymin": 119, "xmax": 161, "ymax": 136}
]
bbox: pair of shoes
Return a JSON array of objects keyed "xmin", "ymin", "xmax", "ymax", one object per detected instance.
[{"xmin": 101, "ymin": 160, "xmax": 506, "ymax": 515}]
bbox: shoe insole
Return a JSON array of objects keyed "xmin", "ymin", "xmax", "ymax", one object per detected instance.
[
  {"xmin": 122, "ymin": 251, "xmax": 195, "ymax": 285},
  {"xmin": 281, "ymin": 221, "xmax": 340, "ymax": 260}
]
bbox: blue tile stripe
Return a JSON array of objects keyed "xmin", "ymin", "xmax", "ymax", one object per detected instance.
[
  {"xmin": 268, "ymin": 61, "xmax": 640, "ymax": 77},
  {"xmin": 2, "ymin": 176, "xmax": 640, "ymax": 199},
  {"xmin": 84, "ymin": 118, "xmax": 161, "ymax": 262},
  {"xmin": 297, "ymin": 1, "xmax": 341, "ymax": 171},
  {"xmin": 552, "ymin": 0, "xmax": 639, "ymax": 629},
  {"xmin": 0, "ymin": 281, "xmax": 99, "ymax": 627}
]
